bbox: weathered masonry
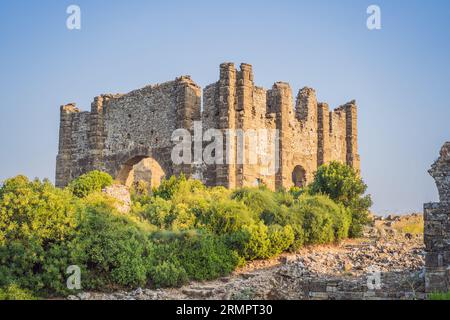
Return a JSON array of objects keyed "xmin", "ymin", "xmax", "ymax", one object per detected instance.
[
  {"xmin": 56, "ymin": 62, "xmax": 360, "ymax": 189},
  {"xmin": 424, "ymin": 142, "xmax": 450, "ymax": 293}
]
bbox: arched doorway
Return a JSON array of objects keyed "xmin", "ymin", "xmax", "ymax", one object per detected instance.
[
  {"xmin": 292, "ymin": 165, "xmax": 307, "ymax": 188},
  {"xmin": 116, "ymin": 156, "xmax": 166, "ymax": 189}
]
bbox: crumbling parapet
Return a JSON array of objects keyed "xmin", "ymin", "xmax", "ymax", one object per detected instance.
[{"xmin": 424, "ymin": 142, "xmax": 450, "ymax": 293}]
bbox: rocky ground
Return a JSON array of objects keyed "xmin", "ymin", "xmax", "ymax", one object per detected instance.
[{"xmin": 69, "ymin": 213, "xmax": 425, "ymax": 300}]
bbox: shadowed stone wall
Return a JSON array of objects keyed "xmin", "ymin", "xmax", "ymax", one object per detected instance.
[
  {"xmin": 56, "ymin": 62, "xmax": 360, "ymax": 190},
  {"xmin": 424, "ymin": 142, "xmax": 450, "ymax": 293}
]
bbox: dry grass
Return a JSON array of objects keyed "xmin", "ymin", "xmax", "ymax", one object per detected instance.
[{"xmin": 392, "ymin": 215, "xmax": 424, "ymax": 235}]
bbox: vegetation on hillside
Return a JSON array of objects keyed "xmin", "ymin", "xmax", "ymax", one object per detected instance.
[{"xmin": 0, "ymin": 162, "xmax": 371, "ymax": 299}]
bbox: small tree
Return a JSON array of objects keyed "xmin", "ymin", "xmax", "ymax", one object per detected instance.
[
  {"xmin": 0, "ymin": 175, "xmax": 78, "ymax": 294},
  {"xmin": 309, "ymin": 162, "xmax": 372, "ymax": 237}
]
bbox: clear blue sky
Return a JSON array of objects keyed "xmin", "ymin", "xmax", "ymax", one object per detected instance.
[{"xmin": 0, "ymin": 0, "xmax": 448, "ymax": 214}]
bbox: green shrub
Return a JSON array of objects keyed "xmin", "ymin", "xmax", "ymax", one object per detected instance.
[
  {"xmin": 138, "ymin": 197, "xmax": 172, "ymax": 229},
  {"xmin": 0, "ymin": 168, "xmax": 369, "ymax": 294},
  {"xmin": 286, "ymin": 194, "xmax": 350, "ymax": 245},
  {"xmin": 274, "ymin": 190, "xmax": 295, "ymax": 207},
  {"xmin": 288, "ymin": 186, "xmax": 303, "ymax": 199},
  {"xmin": 267, "ymin": 225, "xmax": 295, "ymax": 256},
  {"xmin": 166, "ymin": 203, "xmax": 197, "ymax": 231},
  {"xmin": 301, "ymin": 204, "xmax": 334, "ymax": 245},
  {"xmin": 309, "ymin": 162, "xmax": 372, "ymax": 237},
  {"xmin": 137, "ymin": 198, "xmax": 197, "ymax": 231},
  {"xmin": 152, "ymin": 175, "xmax": 184, "ymax": 200},
  {"xmin": 299, "ymin": 194, "xmax": 351, "ymax": 242},
  {"xmin": 231, "ymin": 187, "xmax": 278, "ymax": 218},
  {"xmin": 240, "ymin": 222, "xmax": 271, "ymax": 260},
  {"xmin": 133, "ymin": 180, "xmax": 150, "ymax": 197},
  {"xmin": 71, "ymin": 199, "xmax": 153, "ymax": 289},
  {"xmin": 150, "ymin": 261, "xmax": 188, "ymax": 288},
  {"xmin": 198, "ymin": 199, "xmax": 254, "ymax": 235},
  {"xmin": 0, "ymin": 176, "xmax": 78, "ymax": 245},
  {"xmin": 262, "ymin": 205, "xmax": 305, "ymax": 251},
  {"xmin": 290, "ymin": 194, "xmax": 351, "ymax": 244},
  {"xmin": 0, "ymin": 176, "xmax": 78, "ymax": 295},
  {"xmin": 0, "ymin": 284, "xmax": 37, "ymax": 300},
  {"xmin": 153, "ymin": 174, "xmax": 205, "ymax": 201},
  {"xmin": 67, "ymin": 171, "xmax": 113, "ymax": 198},
  {"xmin": 150, "ymin": 231, "xmax": 239, "ymax": 286},
  {"xmin": 178, "ymin": 233, "xmax": 239, "ymax": 280}
]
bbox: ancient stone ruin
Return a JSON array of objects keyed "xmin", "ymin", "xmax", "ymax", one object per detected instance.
[
  {"xmin": 56, "ymin": 62, "xmax": 360, "ymax": 190},
  {"xmin": 424, "ymin": 142, "xmax": 450, "ymax": 293}
]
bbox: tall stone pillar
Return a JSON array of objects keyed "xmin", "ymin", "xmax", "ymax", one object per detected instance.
[
  {"xmin": 317, "ymin": 102, "xmax": 331, "ymax": 167},
  {"xmin": 271, "ymin": 82, "xmax": 292, "ymax": 190},
  {"xmin": 173, "ymin": 76, "xmax": 202, "ymax": 178},
  {"xmin": 216, "ymin": 63, "xmax": 237, "ymax": 188},
  {"xmin": 296, "ymin": 87, "xmax": 319, "ymax": 183},
  {"xmin": 55, "ymin": 103, "xmax": 79, "ymax": 187},
  {"xmin": 344, "ymin": 101, "xmax": 360, "ymax": 172},
  {"xmin": 87, "ymin": 96, "xmax": 106, "ymax": 173},
  {"xmin": 424, "ymin": 142, "xmax": 450, "ymax": 293},
  {"xmin": 236, "ymin": 63, "xmax": 254, "ymax": 187}
]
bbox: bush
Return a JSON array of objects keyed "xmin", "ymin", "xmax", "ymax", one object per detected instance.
[
  {"xmin": 262, "ymin": 204, "xmax": 305, "ymax": 251},
  {"xmin": 0, "ymin": 284, "xmax": 37, "ymax": 300},
  {"xmin": 286, "ymin": 194, "xmax": 351, "ymax": 245},
  {"xmin": 198, "ymin": 199, "xmax": 254, "ymax": 235},
  {"xmin": 0, "ymin": 176, "xmax": 78, "ymax": 295},
  {"xmin": 0, "ymin": 170, "xmax": 369, "ymax": 294},
  {"xmin": 274, "ymin": 190, "xmax": 295, "ymax": 207},
  {"xmin": 150, "ymin": 231, "xmax": 239, "ymax": 287},
  {"xmin": 0, "ymin": 176, "xmax": 78, "ymax": 245},
  {"xmin": 70, "ymin": 198, "xmax": 153, "ymax": 289},
  {"xmin": 288, "ymin": 186, "xmax": 304, "ymax": 199},
  {"xmin": 152, "ymin": 174, "xmax": 205, "ymax": 201},
  {"xmin": 138, "ymin": 197, "xmax": 173, "ymax": 229},
  {"xmin": 309, "ymin": 162, "xmax": 372, "ymax": 237},
  {"xmin": 150, "ymin": 262, "xmax": 188, "ymax": 288},
  {"xmin": 178, "ymin": 233, "xmax": 239, "ymax": 280},
  {"xmin": 300, "ymin": 206, "xmax": 334, "ymax": 245},
  {"xmin": 267, "ymin": 225, "xmax": 295, "ymax": 256},
  {"xmin": 137, "ymin": 198, "xmax": 197, "ymax": 231},
  {"xmin": 231, "ymin": 187, "xmax": 277, "ymax": 217},
  {"xmin": 240, "ymin": 222, "xmax": 271, "ymax": 260},
  {"xmin": 67, "ymin": 171, "xmax": 113, "ymax": 198},
  {"xmin": 299, "ymin": 194, "xmax": 351, "ymax": 242},
  {"xmin": 295, "ymin": 194, "xmax": 351, "ymax": 245}
]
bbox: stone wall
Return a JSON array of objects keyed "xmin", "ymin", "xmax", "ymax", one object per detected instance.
[
  {"xmin": 271, "ymin": 271, "xmax": 424, "ymax": 300},
  {"xmin": 56, "ymin": 76, "xmax": 201, "ymax": 187},
  {"xmin": 56, "ymin": 62, "xmax": 360, "ymax": 190},
  {"xmin": 424, "ymin": 142, "xmax": 450, "ymax": 293},
  {"xmin": 201, "ymin": 63, "xmax": 360, "ymax": 190}
]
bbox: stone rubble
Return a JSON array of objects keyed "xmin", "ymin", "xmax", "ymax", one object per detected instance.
[{"xmin": 102, "ymin": 184, "xmax": 131, "ymax": 213}]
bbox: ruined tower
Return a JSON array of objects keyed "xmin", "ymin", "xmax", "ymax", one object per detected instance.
[
  {"xmin": 56, "ymin": 63, "xmax": 360, "ymax": 190},
  {"xmin": 424, "ymin": 142, "xmax": 450, "ymax": 293}
]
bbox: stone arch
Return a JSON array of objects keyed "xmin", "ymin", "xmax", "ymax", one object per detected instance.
[
  {"xmin": 111, "ymin": 147, "xmax": 172, "ymax": 189},
  {"xmin": 292, "ymin": 165, "xmax": 307, "ymax": 188},
  {"xmin": 116, "ymin": 156, "xmax": 166, "ymax": 189}
]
